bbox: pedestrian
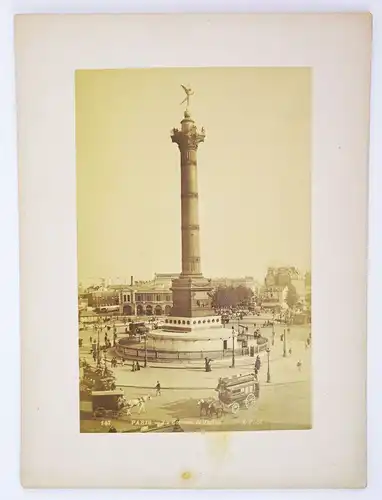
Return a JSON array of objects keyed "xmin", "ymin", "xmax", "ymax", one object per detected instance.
[
  {"xmin": 155, "ymin": 381, "xmax": 161, "ymax": 396},
  {"xmin": 136, "ymin": 360, "xmax": 141, "ymax": 371},
  {"xmin": 289, "ymin": 348, "xmax": 292, "ymax": 355},
  {"xmin": 137, "ymin": 397, "xmax": 146, "ymax": 414},
  {"xmin": 132, "ymin": 361, "xmax": 136, "ymax": 372},
  {"xmin": 280, "ymin": 333, "xmax": 284, "ymax": 342},
  {"xmin": 90, "ymin": 336, "xmax": 93, "ymax": 344},
  {"xmin": 297, "ymin": 360, "xmax": 302, "ymax": 371},
  {"xmin": 255, "ymin": 355, "xmax": 261, "ymax": 371},
  {"xmin": 172, "ymin": 418, "xmax": 184, "ymax": 432}
]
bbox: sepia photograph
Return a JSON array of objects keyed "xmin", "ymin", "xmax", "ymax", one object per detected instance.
[
  {"xmin": 15, "ymin": 12, "xmax": 371, "ymax": 488},
  {"xmin": 77, "ymin": 67, "xmax": 312, "ymax": 434}
]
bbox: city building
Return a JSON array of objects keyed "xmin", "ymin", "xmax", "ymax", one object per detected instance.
[
  {"xmin": 210, "ymin": 276, "xmax": 258, "ymax": 293},
  {"xmin": 116, "ymin": 283, "xmax": 172, "ymax": 316},
  {"xmin": 82, "ymin": 290, "xmax": 120, "ymax": 308},
  {"xmin": 80, "ymin": 272, "xmax": 265, "ymax": 317},
  {"xmin": 260, "ymin": 266, "xmax": 310, "ymax": 310}
]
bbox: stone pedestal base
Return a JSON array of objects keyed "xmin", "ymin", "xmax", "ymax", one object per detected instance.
[
  {"xmin": 149, "ymin": 325, "xmax": 232, "ymax": 353},
  {"xmin": 171, "ymin": 275, "xmax": 214, "ymax": 317}
]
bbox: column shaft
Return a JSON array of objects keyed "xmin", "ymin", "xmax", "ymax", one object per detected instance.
[{"xmin": 180, "ymin": 148, "xmax": 201, "ymax": 275}]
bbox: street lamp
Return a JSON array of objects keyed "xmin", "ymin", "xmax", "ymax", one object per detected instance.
[
  {"xmin": 144, "ymin": 333, "xmax": 148, "ymax": 368},
  {"xmin": 97, "ymin": 326, "xmax": 101, "ymax": 367},
  {"xmin": 266, "ymin": 347, "xmax": 271, "ymax": 383},
  {"xmin": 283, "ymin": 326, "xmax": 288, "ymax": 357},
  {"xmin": 231, "ymin": 326, "xmax": 237, "ymax": 368}
]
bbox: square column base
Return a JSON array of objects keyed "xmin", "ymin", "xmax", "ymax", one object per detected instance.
[{"xmin": 171, "ymin": 275, "xmax": 214, "ymax": 317}]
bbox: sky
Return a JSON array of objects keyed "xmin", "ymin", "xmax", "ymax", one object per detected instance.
[{"xmin": 76, "ymin": 67, "xmax": 311, "ymax": 284}]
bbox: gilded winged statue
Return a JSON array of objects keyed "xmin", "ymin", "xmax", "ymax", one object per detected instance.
[{"xmin": 180, "ymin": 84, "xmax": 194, "ymax": 108}]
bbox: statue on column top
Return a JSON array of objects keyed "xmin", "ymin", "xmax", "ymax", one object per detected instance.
[{"xmin": 180, "ymin": 84, "xmax": 194, "ymax": 109}]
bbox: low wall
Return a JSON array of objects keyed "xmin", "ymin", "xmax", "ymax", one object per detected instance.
[{"xmin": 115, "ymin": 339, "xmax": 269, "ymax": 363}]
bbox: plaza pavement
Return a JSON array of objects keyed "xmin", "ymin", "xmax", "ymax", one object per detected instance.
[
  {"xmin": 79, "ymin": 317, "xmax": 311, "ymax": 431},
  {"xmin": 79, "ymin": 317, "xmax": 311, "ymax": 391}
]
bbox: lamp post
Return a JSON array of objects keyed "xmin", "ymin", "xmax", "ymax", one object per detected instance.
[
  {"xmin": 144, "ymin": 333, "xmax": 148, "ymax": 368},
  {"xmin": 231, "ymin": 326, "xmax": 237, "ymax": 368},
  {"xmin": 266, "ymin": 347, "xmax": 271, "ymax": 383},
  {"xmin": 97, "ymin": 326, "xmax": 101, "ymax": 367}
]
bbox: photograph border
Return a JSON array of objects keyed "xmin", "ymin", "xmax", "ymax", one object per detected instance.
[{"xmin": 13, "ymin": 11, "xmax": 370, "ymax": 490}]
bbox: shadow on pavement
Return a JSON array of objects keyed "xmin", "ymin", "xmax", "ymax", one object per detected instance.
[{"xmin": 160, "ymin": 398, "xmax": 204, "ymax": 419}]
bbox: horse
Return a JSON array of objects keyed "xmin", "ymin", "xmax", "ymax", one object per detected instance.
[
  {"xmin": 207, "ymin": 400, "xmax": 223, "ymax": 418},
  {"xmin": 197, "ymin": 399, "xmax": 212, "ymax": 417},
  {"xmin": 124, "ymin": 395, "xmax": 152, "ymax": 415},
  {"xmin": 197, "ymin": 399, "xmax": 223, "ymax": 418}
]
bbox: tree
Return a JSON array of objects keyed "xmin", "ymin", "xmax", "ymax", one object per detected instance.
[
  {"xmin": 212, "ymin": 285, "xmax": 254, "ymax": 309},
  {"xmin": 285, "ymin": 284, "xmax": 298, "ymax": 309}
]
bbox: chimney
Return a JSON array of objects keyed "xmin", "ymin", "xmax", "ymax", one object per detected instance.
[{"xmin": 130, "ymin": 276, "xmax": 133, "ymax": 286}]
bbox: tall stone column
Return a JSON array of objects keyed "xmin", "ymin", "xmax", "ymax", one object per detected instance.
[
  {"xmin": 170, "ymin": 109, "xmax": 213, "ymax": 318},
  {"xmin": 171, "ymin": 110, "xmax": 205, "ymax": 277}
]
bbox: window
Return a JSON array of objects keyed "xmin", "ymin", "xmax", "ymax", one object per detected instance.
[
  {"xmin": 146, "ymin": 294, "xmax": 152, "ymax": 301},
  {"xmin": 127, "ymin": 295, "xmax": 131, "ymax": 302},
  {"xmin": 223, "ymin": 340, "xmax": 228, "ymax": 350},
  {"xmin": 137, "ymin": 295, "xmax": 142, "ymax": 302},
  {"xmin": 166, "ymin": 295, "xmax": 171, "ymax": 302},
  {"xmin": 187, "ymin": 321, "xmax": 190, "ymax": 325},
  {"xmin": 156, "ymin": 295, "xmax": 161, "ymax": 302},
  {"xmin": 123, "ymin": 294, "xmax": 127, "ymax": 302},
  {"xmin": 182, "ymin": 320, "xmax": 185, "ymax": 324}
]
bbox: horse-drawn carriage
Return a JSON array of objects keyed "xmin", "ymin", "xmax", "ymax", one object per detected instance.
[
  {"xmin": 216, "ymin": 373, "xmax": 260, "ymax": 414},
  {"xmin": 198, "ymin": 373, "xmax": 260, "ymax": 417},
  {"xmin": 91, "ymin": 389, "xmax": 126, "ymax": 419}
]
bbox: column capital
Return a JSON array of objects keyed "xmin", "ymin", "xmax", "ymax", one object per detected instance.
[{"xmin": 171, "ymin": 125, "xmax": 206, "ymax": 151}]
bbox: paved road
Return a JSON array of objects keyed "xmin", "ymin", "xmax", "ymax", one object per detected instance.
[{"xmin": 79, "ymin": 317, "xmax": 311, "ymax": 432}]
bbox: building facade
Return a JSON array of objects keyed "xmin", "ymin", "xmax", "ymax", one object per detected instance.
[
  {"xmin": 110, "ymin": 282, "xmax": 172, "ymax": 316},
  {"xmin": 261, "ymin": 266, "xmax": 310, "ymax": 310}
]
